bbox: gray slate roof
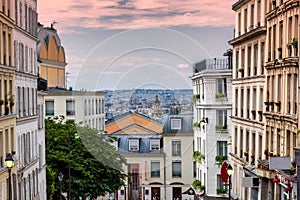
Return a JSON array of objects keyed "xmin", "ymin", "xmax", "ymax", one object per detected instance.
[
  {"xmin": 113, "ymin": 134, "xmax": 162, "ymax": 154},
  {"xmin": 162, "ymin": 114, "xmax": 193, "ymax": 133}
]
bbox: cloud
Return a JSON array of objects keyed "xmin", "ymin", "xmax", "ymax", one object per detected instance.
[
  {"xmin": 38, "ymin": 0, "xmax": 234, "ymax": 33},
  {"xmin": 177, "ymin": 63, "xmax": 189, "ymax": 68}
]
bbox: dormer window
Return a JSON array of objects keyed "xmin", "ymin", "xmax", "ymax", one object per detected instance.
[
  {"xmin": 150, "ymin": 139, "xmax": 160, "ymax": 151},
  {"xmin": 129, "ymin": 139, "xmax": 139, "ymax": 151},
  {"xmin": 171, "ymin": 118, "xmax": 182, "ymax": 130}
]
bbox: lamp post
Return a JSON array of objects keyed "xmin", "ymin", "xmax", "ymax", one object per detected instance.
[
  {"xmin": 58, "ymin": 172, "xmax": 64, "ymax": 200},
  {"xmin": 227, "ymin": 164, "xmax": 233, "ymax": 200},
  {"xmin": 5, "ymin": 153, "xmax": 15, "ymax": 200},
  {"xmin": 68, "ymin": 131, "xmax": 79, "ymax": 200},
  {"xmin": 68, "ymin": 131, "xmax": 71, "ymax": 200}
]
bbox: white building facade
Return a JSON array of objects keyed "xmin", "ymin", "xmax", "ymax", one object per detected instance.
[
  {"xmin": 13, "ymin": 0, "xmax": 45, "ymax": 199},
  {"xmin": 44, "ymin": 88, "xmax": 106, "ymax": 131},
  {"xmin": 191, "ymin": 58, "xmax": 232, "ymax": 198}
]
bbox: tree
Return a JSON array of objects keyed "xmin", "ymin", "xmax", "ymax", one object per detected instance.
[{"xmin": 46, "ymin": 116, "xmax": 127, "ymax": 199}]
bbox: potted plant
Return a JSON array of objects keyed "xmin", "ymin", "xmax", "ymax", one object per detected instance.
[
  {"xmin": 292, "ymin": 37, "xmax": 298, "ymax": 48},
  {"xmin": 215, "ymin": 155, "xmax": 227, "ymax": 167},
  {"xmin": 193, "ymin": 122, "xmax": 200, "ymax": 128},
  {"xmin": 192, "ymin": 180, "xmax": 205, "ymax": 192},
  {"xmin": 4, "ymin": 106, "xmax": 9, "ymax": 115},
  {"xmin": 215, "ymin": 124, "xmax": 226, "ymax": 131},
  {"xmin": 215, "ymin": 93, "xmax": 226, "ymax": 99},
  {"xmin": 216, "ymin": 188, "xmax": 227, "ymax": 195},
  {"xmin": 193, "ymin": 94, "xmax": 200, "ymax": 104},
  {"xmin": 9, "ymin": 96, "xmax": 14, "ymax": 107},
  {"xmin": 193, "ymin": 151, "xmax": 205, "ymax": 164}
]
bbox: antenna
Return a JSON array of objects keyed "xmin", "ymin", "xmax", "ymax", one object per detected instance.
[{"xmin": 51, "ymin": 21, "xmax": 58, "ymax": 29}]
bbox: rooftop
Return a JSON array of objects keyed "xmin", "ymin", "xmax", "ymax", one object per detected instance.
[{"xmin": 193, "ymin": 58, "xmax": 231, "ymax": 74}]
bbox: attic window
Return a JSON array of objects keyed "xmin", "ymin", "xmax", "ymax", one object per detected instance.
[
  {"xmin": 150, "ymin": 139, "xmax": 160, "ymax": 151},
  {"xmin": 171, "ymin": 118, "xmax": 182, "ymax": 130},
  {"xmin": 129, "ymin": 139, "xmax": 139, "ymax": 151}
]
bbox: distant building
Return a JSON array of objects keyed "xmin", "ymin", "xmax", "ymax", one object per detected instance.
[
  {"xmin": 37, "ymin": 25, "xmax": 105, "ymax": 131},
  {"xmin": 150, "ymin": 95, "xmax": 163, "ymax": 119},
  {"xmin": 190, "ymin": 57, "xmax": 232, "ymax": 199},
  {"xmin": 37, "ymin": 23, "xmax": 67, "ymax": 88},
  {"xmin": 106, "ymin": 113, "xmax": 195, "ymax": 200},
  {"xmin": 44, "ymin": 87, "xmax": 106, "ymax": 131}
]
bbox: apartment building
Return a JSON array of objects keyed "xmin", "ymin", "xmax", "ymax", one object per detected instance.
[
  {"xmin": 37, "ymin": 23, "xmax": 66, "ymax": 88},
  {"xmin": 190, "ymin": 58, "xmax": 232, "ymax": 199},
  {"xmin": 44, "ymin": 87, "xmax": 106, "ymax": 130},
  {"xmin": 13, "ymin": 0, "xmax": 46, "ymax": 199},
  {"xmin": 228, "ymin": 0, "xmax": 267, "ymax": 199},
  {"xmin": 0, "ymin": 0, "xmax": 17, "ymax": 199},
  {"xmin": 229, "ymin": 0, "xmax": 299, "ymax": 199},
  {"xmin": 257, "ymin": 0, "xmax": 299, "ymax": 200},
  {"xmin": 106, "ymin": 113, "xmax": 195, "ymax": 200}
]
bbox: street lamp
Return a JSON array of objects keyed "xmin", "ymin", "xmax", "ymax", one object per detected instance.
[
  {"xmin": 227, "ymin": 164, "xmax": 233, "ymax": 200},
  {"xmin": 58, "ymin": 172, "xmax": 64, "ymax": 200},
  {"xmin": 5, "ymin": 153, "xmax": 15, "ymax": 200},
  {"xmin": 68, "ymin": 131, "xmax": 79, "ymax": 200}
]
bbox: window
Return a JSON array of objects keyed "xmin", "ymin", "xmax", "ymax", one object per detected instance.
[
  {"xmin": 217, "ymin": 141, "xmax": 228, "ymax": 156},
  {"xmin": 129, "ymin": 139, "xmax": 139, "ymax": 151},
  {"xmin": 45, "ymin": 100, "xmax": 54, "ymax": 116},
  {"xmin": 172, "ymin": 161, "xmax": 182, "ymax": 177},
  {"xmin": 172, "ymin": 141, "xmax": 181, "ymax": 156},
  {"xmin": 171, "ymin": 118, "xmax": 181, "ymax": 130},
  {"xmin": 66, "ymin": 100, "xmax": 75, "ymax": 115},
  {"xmin": 217, "ymin": 175, "xmax": 226, "ymax": 189},
  {"xmin": 216, "ymin": 110, "xmax": 227, "ymax": 126},
  {"xmin": 151, "ymin": 161, "xmax": 160, "ymax": 177},
  {"xmin": 150, "ymin": 139, "xmax": 160, "ymax": 151},
  {"xmin": 216, "ymin": 78, "xmax": 227, "ymax": 96}
]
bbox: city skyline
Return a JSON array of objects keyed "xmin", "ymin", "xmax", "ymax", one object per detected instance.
[{"xmin": 37, "ymin": 1, "xmax": 235, "ymax": 90}]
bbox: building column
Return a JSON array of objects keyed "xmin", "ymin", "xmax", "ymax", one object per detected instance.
[
  {"xmin": 0, "ymin": 23, "xmax": 3, "ymax": 64},
  {"xmin": 5, "ymin": 29, "xmax": 9, "ymax": 66}
]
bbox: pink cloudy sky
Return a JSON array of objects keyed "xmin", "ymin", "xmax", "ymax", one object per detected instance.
[
  {"xmin": 38, "ymin": 0, "xmax": 235, "ymax": 90},
  {"xmin": 38, "ymin": 0, "xmax": 234, "ymax": 31}
]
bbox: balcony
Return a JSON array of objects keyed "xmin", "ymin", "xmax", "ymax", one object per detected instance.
[{"xmin": 193, "ymin": 58, "xmax": 230, "ymax": 73}]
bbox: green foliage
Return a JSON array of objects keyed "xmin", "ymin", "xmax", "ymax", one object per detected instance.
[
  {"xmin": 46, "ymin": 167, "xmax": 56, "ymax": 200},
  {"xmin": 215, "ymin": 124, "xmax": 227, "ymax": 131},
  {"xmin": 193, "ymin": 151, "xmax": 205, "ymax": 164},
  {"xmin": 215, "ymin": 93, "xmax": 226, "ymax": 99},
  {"xmin": 192, "ymin": 180, "xmax": 205, "ymax": 191},
  {"xmin": 215, "ymin": 155, "xmax": 227, "ymax": 167},
  {"xmin": 292, "ymin": 37, "xmax": 298, "ymax": 45},
  {"xmin": 193, "ymin": 94, "xmax": 200, "ymax": 103},
  {"xmin": 193, "ymin": 122, "xmax": 200, "ymax": 128},
  {"xmin": 45, "ymin": 116, "xmax": 127, "ymax": 199},
  {"xmin": 216, "ymin": 188, "xmax": 227, "ymax": 195}
]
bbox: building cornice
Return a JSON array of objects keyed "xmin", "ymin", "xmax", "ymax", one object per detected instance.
[
  {"xmin": 264, "ymin": 112, "xmax": 298, "ymax": 124},
  {"xmin": 15, "ymin": 71, "xmax": 38, "ymax": 79},
  {"xmin": 45, "ymin": 90, "xmax": 106, "ymax": 96},
  {"xmin": 265, "ymin": 57, "xmax": 299, "ymax": 69},
  {"xmin": 14, "ymin": 25, "xmax": 38, "ymax": 41},
  {"xmin": 229, "ymin": 26, "xmax": 267, "ymax": 46},
  {"xmin": 39, "ymin": 59, "xmax": 67, "ymax": 68},
  {"xmin": 16, "ymin": 115, "xmax": 38, "ymax": 124},
  {"xmin": 232, "ymin": 0, "xmax": 251, "ymax": 11},
  {"xmin": 232, "ymin": 75, "xmax": 265, "ymax": 85},
  {"xmin": 0, "ymin": 64, "xmax": 15, "ymax": 74},
  {"xmin": 123, "ymin": 153, "xmax": 165, "ymax": 157},
  {"xmin": 231, "ymin": 116, "xmax": 264, "ymax": 128},
  {"xmin": 266, "ymin": 0, "xmax": 300, "ymax": 21},
  {"xmin": 0, "ymin": 13, "xmax": 14, "ymax": 27}
]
